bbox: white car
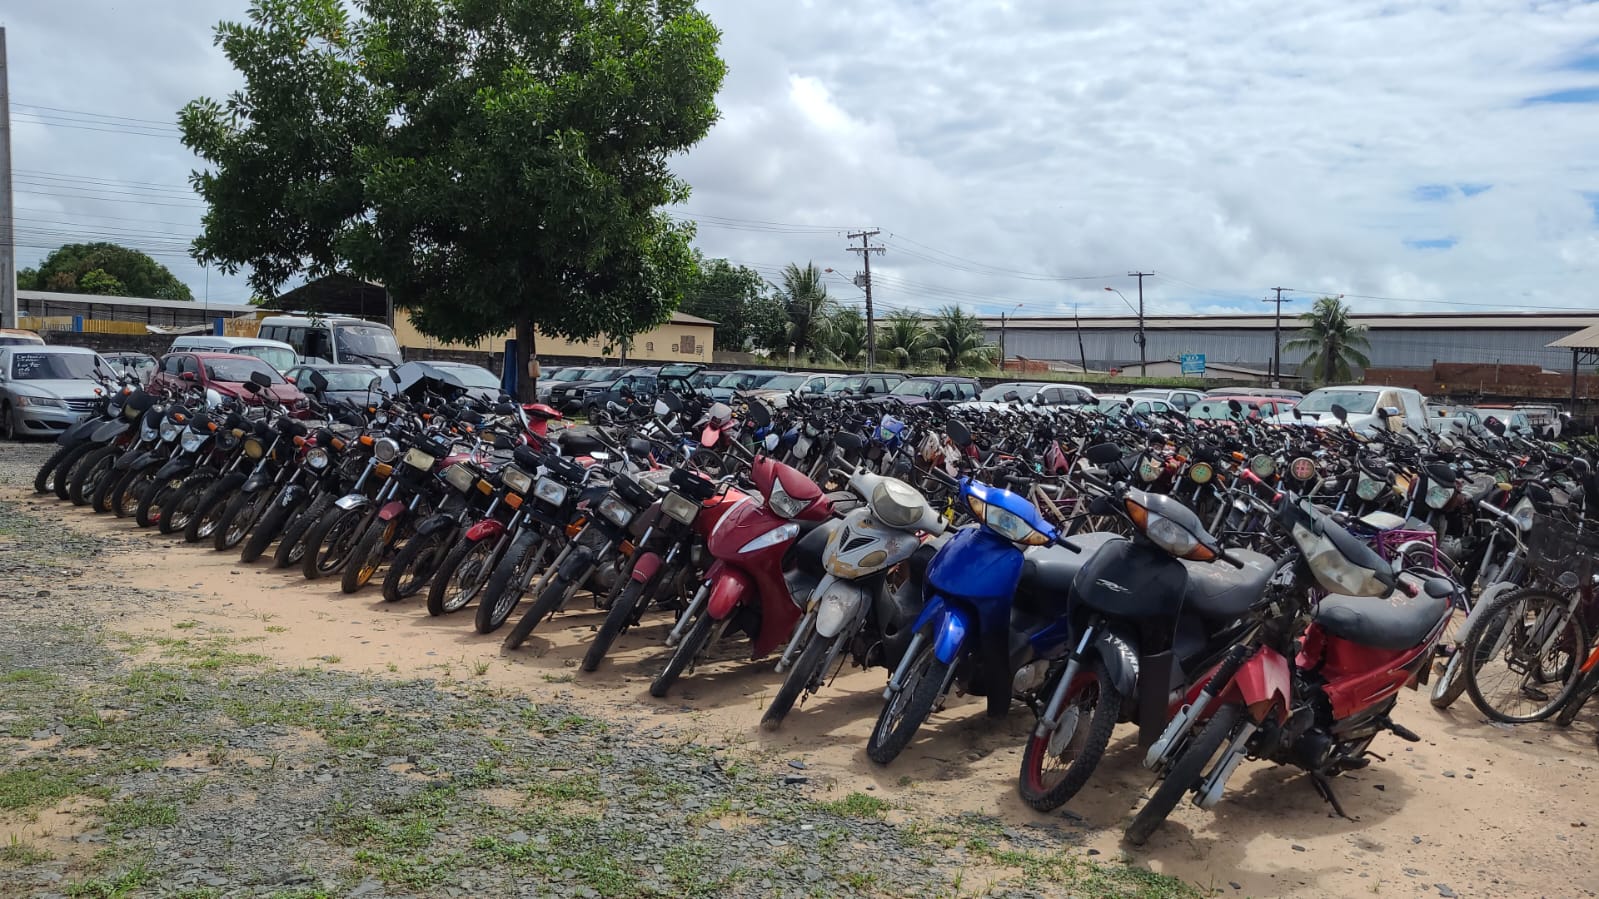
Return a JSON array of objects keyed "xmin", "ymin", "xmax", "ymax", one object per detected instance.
[
  {"xmin": 955, "ymin": 381, "xmax": 1096, "ymax": 413},
  {"xmin": 741, "ymin": 371, "xmax": 839, "ymax": 408}
]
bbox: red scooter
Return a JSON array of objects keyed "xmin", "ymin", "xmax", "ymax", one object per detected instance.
[
  {"xmin": 1125, "ymin": 494, "xmax": 1456, "ymax": 844},
  {"xmin": 648, "ymin": 455, "xmax": 836, "ymax": 697}
]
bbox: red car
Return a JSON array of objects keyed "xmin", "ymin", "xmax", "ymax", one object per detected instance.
[
  {"xmin": 153, "ymin": 352, "xmax": 307, "ymax": 409},
  {"xmin": 1192, "ymin": 395, "xmax": 1298, "ymax": 421}
]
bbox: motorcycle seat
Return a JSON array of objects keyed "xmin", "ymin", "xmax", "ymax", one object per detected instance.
[
  {"xmin": 1015, "ymin": 532, "xmax": 1122, "ymax": 613},
  {"xmin": 1180, "ymin": 549, "xmax": 1277, "ymax": 619},
  {"xmin": 1313, "ymin": 588, "xmax": 1449, "ymax": 651},
  {"xmin": 790, "ymin": 519, "xmax": 841, "ymax": 577},
  {"xmin": 557, "ymin": 427, "xmax": 606, "ymax": 456}
]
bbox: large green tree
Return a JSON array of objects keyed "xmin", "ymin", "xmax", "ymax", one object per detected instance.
[
  {"xmin": 19, "ymin": 243, "xmax": 193, "ymax": 300},
  {"xmin": 180, "ymin": 0, "xmax": 725, "ymax": 399},
  {"xmin": 681, "ymin": 254, "xmax": 787, "ymax": 353},
  {"xmin": 1285, "ymin": 296, "xmax": 1371, "ymax": 384},
  {"xmin": 928, "ymin": 305, "xmax": 996, "ymax": 372},
  {"xmin": 819, "ymin": 307, "xmax": 865, "ymax": 367},
  {"xmin": 877, "ymin": 310, "xmax": 940, "ymax": 368},
  {"xmin": 775, "ymin": 262, "xmax": 836, "ymax": 358}
]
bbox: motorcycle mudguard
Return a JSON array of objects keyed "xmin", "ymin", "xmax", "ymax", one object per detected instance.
[
  {"xmin": 1226, "ymin": 648, "xmax": 1292, "ymax": 723},
  {"xmin": 91, "ymin": 420, "xmax": 132, "ymax": 443},
  {"xmin": 814, "ymin": 578, "xmax": 869, "ymax": 639},
  {"xmin": 154, "ymin": 458, "xmax": 195, "ymax": 481},
  {"xmin": 56, "ymin": 416, "xmax": 98, "ymax": 446},
  {"xmin": 277, "ymin": 484, "xmax": 308, "ymax": 508},
  {"xmin": 113, "ymin": 447, "xmax": 145, "ymax": 471},
  {"xmin": 242, "ymin": 471, "xmax": 274, "ymax": 493},
  {"xmin": 377, "ymin": 500, "xmax": 408, "ymax": 522},
  {"xmin": 932, "ymin": 605, "xmax": 970, "ymax": 665},
  {"xmin": 1093, "ymin": 629, "xmax": 1140, "ymax": 698},
  {"xmin": 414, "ymin": 513, "xmax": 457, "ymax": 537},
  {"xmin": 701, "ymin": 425, "xmax": 719, "ymax": 448},
  {"xmin": 706, "ymin": 565, "xmax": 755, "ymax": 621},
  {"xmin": 334, "ymin": 493, "xmax": 371, "ymax": 513},
  {"xmin": 630, "ymin": 551, "xmax": 662, "ymax": 584},
  {"xmin": 464, "ymin": 518, "xmax": 505, "ymax": 542}
]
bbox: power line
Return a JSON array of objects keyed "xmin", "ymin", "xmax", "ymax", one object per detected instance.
[{"xmin": 13, "ymin": 102, "xmax": 179, "ymax": 129}]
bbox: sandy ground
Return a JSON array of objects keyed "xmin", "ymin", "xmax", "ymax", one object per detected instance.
[{"xmin": 12, "ymin": 484, "xmax": 1599, "ymax": 899}]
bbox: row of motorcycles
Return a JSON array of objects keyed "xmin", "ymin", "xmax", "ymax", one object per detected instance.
[{"xmin": 29, "ymin": 364, "xmax": 1599, "ymax": 845}]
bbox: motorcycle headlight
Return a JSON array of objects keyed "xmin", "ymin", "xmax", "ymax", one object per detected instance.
[
  {"xmin": 1292, "ymin": 523, "xmax": 1390, "ymax": 597},
  {"xmin": 1188, "ymin": 462, "xmax": 1213, "ymax": 485},
  {"xmin": 404, "ymin": 446, "xmax": 435, "ymax": 472},
  {"xmin": 373, "ymin": 437, "xmax": 400, "ymax": 463},
  {"xmin": 502, "ymin": 465, "xmax": 534, "ymax": 496},
  {"xmin": 1290, "ymin": 457, "xmax": 1316, "ymax": 482},
  {"xmin": 1125, "ymin": 500, "xmax": 1201, "ymax": 558},
  {"xmin": 740, "ymin": 521, "xmax": 800, "ymax": 554},
  {"xmin": 1138, "ymin": 457, "xmax": 1162, "ymax": 483},
  {"xmin": 1425, "ymin": 483, "xmax": 1454, "ymax": 510},
  {"xmin": 243, "ymin": 437, "xmax": 266, "ymax": 460},
  {"xmin": 869, "ymin": 478, "xmax": 925, "ymax": 530},
  {"xmin": 141, "ymin": 423, "xmax": 159, "ymax": 442},
  {"xmin": 306, "ymin": 447, "xmax": 331, "ymax": 470},
  {"xmin": 534, "ymin": 476, "xmax": 568, "ymax": 506},
  {"xmin": 967, "ymin": 495, "xmax": 1050, "ymax": 546},
  {"xmin": 180, "ymin": 431, "xmax": 206, "ymax": 452},
  {"xmin": 767, "ymin": 478, "xmax": 810, "ymax": 519},
  {"xmin": 598, "ymin": 495, "xmax": 634, "ymax": 528},
  {"xmin": 661, "ymin": 490, "xmax": 700, "ymax": 525},
  {"xmin": 1510, "ymin": 497, "xmax": 1535, "ymax": 533},
  {"xmin": 1356, "ymin": 472, "xmax": 1385, "ymax": 501},
  {"xmin": 443, "ymin": 463, "xmax": 476, "ymax": 493},
  {"xmin": 160, "ymin": 421, "xmax": 180, "ymax": 442},
  {"xmin": 205, "ymin": 388, "xmax": 223, "ymax": 409},
  {"xmin": 1249, "ymin": 455, "xmax": 1277, "ymax": 479}
]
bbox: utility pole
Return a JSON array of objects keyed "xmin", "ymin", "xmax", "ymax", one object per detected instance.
[
  {"xmin": 847, "ymin": 229, "xmax": 884, "ymax": 371},
  {"xmin": 1264, "ymin": 287, "xmax": 1290, "ymax": 388},
  {"xmin": 998, "ymin": 302, "xmax": 1021, "ymax": 373},
  {"xmin": 1074, "ymin": 305, "xmax": 1088, "ymax": 373},
  {"xmin": 0, "ymin": 28, "xmax": 15, "ymax": 330},
  {"xmin": 1129, "ymin": 271, "xmax": 1152, "ymax": 374}
]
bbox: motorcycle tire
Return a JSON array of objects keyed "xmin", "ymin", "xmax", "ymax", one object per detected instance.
[
  {"xmin": 504, "ymin": 548, "xmax": 592, "ymax": 650},
  {"xmin": 382, "ymin": 527, "xmax": 450, "ymax": 603},
  {"xmin": 135, "ymin": 474, "xmax": 182, "ymax": 529},
  {"xmin": 761, "ymin": 632, "xmax": 835, "ymax": 731},
  {"xmin": 184, "ymin": 474, "xmax": 246, "ymax": 544},
  {"xmin": 342, "ymin": 517, "xmax": 399, "ymax": 594},
  {"xmin": 1554, "ymin": 664, "xmax": 1599, "ymax": 727},
  {"xmin": 214, "ymin": 487, "xmax": 273, "ymax": 552},
  {"xmin": 68, "ymin": 445, "xmax": 119, "ymax": 507},
  {"xmin": 1124, "ymin": 702, "xmax": 1246, "ymax": 846},
  {"xmin": 161, "ymin": 474, "xmax": 216, "ymax": 536},
  {"xmin": 90, "ymin": 456, "xmax": 127, "ymax": 513},
  {"xmin": 866, "ymin": 641, "xmax": 950, "ymax": 766},
  {"xmin": 426, "ymin": 534, "xmax": 497, "ymax": 616},
  {"xmin": 53, "ymin": 442, "xmax": 99, "ymax": 501},
  {"xmin": 274, "ymin": 494, "xmax": 332, "ymax": 569},
  {"xmin": 582, "ymin": 574, "xmax": 654, "ymax": 672},
  {"xmin": 34, "ymin": 443, "xmax": 74, "ymax": 494},
  {"xmin": 475, "ymin": 531, "xmax": 541, "ymax": 634},
  {"xmin": 1016, "ymin": 657, "xmax": 1122, "ymax": 811},
  {"xmin": 649, "ymin": 611, "xmax": 714, "ymax": 698},
  {"xmin": 239, "ymin": 492, "xmax": 301, "ymax": 563},
  {"xmin": 110, "ymin": 464, "xmax": 155, "ymax": 519},
  {"xmin": 1430, "ymin": 591, "xmax": 1504, "ymax": 710},
  {"xmin": 302, "ymin": 506, "xmax": 366, "ymax": 580}
]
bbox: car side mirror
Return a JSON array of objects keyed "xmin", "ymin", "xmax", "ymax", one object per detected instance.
[{"xmin": 285, "ymin": 375, "xmax": 297, "ymax": 384}]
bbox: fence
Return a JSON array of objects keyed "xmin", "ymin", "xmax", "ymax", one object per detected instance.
[{"xmin": 18, "ymin": 314, "xmax": 261, "ymax": 338}]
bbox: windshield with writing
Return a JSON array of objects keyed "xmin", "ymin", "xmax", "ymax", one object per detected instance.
[
  {"xmin": 1297, "ymin": 390, "xmax": 1376, "ymax": 415},
  {"xmin": 205, "ymin": 358, "xmax": 284, "ymax": 384},
  {"xmin": 335, "ymin": 325, "xmax": 403, "ymax": 367},
  {"xmin": 10, "ymin": 352, "xmax": 99, "ymax": 380}
]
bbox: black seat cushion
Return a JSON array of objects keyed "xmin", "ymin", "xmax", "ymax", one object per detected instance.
[
  {"xmin": 1180, "ymin": 549, "xmax": 1277, "ymax": 619},
  {"xmin": 790, "ymin": 519, "xmax": 840, "ymax": 577},
  {"xmin": 557, "ymin": 427, "xmax": 606, "ymax": 456},
  {"xmin": 1015, "ymin": 533, "xmax": 1123, "ymax": 615},
  {"xmin": 1313, "ymin": 590, "xmax": 1449, "ymax": 651}
]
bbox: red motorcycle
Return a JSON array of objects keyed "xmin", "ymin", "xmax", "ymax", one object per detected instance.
[
  {"xmin": 1125, "ymin": 494, "xmax": 1456, "ymax": 844},
  {"xmin": 648, "ymin": 455, "xmax": 835, "ymax": 697}
]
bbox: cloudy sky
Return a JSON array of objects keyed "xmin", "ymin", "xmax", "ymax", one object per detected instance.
[{"xmin": 8, "ymin": 0, "xmax": 1599, "ymax": 318}]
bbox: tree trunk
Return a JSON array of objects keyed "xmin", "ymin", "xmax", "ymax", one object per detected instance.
[{"xmin": 514, "ymin": 316, "xmax": 536, "ymax": 403}]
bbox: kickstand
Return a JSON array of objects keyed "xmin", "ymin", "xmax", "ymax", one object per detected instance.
[{"xmin": 1310, "ymin": 773, "xmax": 1353, "ymax": 820}]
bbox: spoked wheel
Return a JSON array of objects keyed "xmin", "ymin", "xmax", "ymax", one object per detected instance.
[
  {"xmin": 1464, "ymin": 587, "xmax": 1588, "ymax": 724},
  {"xmin": 427, "ymin": 535, "xmax": 499, "ymax": 616},
  {"xmin": 68, "ymin": 446, "xmax": 118, "ymax": 507},
  {"xmin": 34, "ymin": 444, "xmax": 73, "ymax": 495},
  {"xmin": 649, "ymin": 611, "xmax": 715, "ymax": 698},
  {"xmin": 215, "ymin": 488, "xmax": 273, "ymax": 552},
  {"xmin": 475, "ymin": 531, "xmax": 542, "ymax": 634},
  {"xmin": 303, "ymin": 507, "xmax": 367, "ymax": 579},
  {"xmin": 866, "ymin": 640, "xmax": 951, "ymax": 766},
  {"xmin": 274, "ymin": 495, "xmax": 332, "ymax": 569},
  {"xmin": 239, "ymin": 493, "xmax": 300, "ymax": 563},
  {"xmin": 1431, "ymin": 581, "xmax": 1513, "ymax": 710},
  {"xmin": 1125, "ymin": 703, "xmax": 1246, "ymax": 846},
  {"xmin": 342, "ymin": 518, "xmax": 400, "ymax": 593},
  {"xmin": 1554, "ymin": 658, "xmax": 1599, "ymax": 727},
  {"xmin": 582, "ymin": 574, "xmax": 657, "ymax": 672},
  {"xmin": 1017, "ymin": 657, "xmax": 1122, "ymax": 811},
  {"xmin": 161, "ymin": 476, "xmax": 215, "ymax": 536},
  {"xmin": 383, "ymin": 528, "xmax": 452, "ymax": 603}
]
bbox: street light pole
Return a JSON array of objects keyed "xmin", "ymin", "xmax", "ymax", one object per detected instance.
[
  {"xmin": 998, "ymin": 302, "xmax": 1022, "ymax": 373},
  {"xmin": 1104, "ymin": 286, "xmax": 1143, "ymax": 374}
]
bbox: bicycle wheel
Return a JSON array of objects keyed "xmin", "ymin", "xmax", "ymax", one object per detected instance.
[{"xmin": 1464, "ymin": 587, "xmax": 1589, "ymax": 724}]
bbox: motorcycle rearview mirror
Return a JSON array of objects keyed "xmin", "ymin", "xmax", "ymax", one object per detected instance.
[
  {"xmin": 658, "ymin": 390, "xmax": 683, "ymax": 413},
  {"xmin": 653, "ymin": 399, "xmax": 671, "ymax": 416},
  {"xmin": 1485, "ymin": 417, "xmax": 1506, "ymax": 436},
  {"xmin": 764, "ymin": 433, "xmax": 780, "ymax": 451},
  {"xmin": 1085, "ymin": 442, "xmax": 1123, "ymax": 465},
  {"xmin": 493, "ymin": 402, "xmax": 516, "ymax": 415},
  {"xmin": 1331, "ymin": 404, "xmax": 1349, "ymax": 423},
  {"xmin": 945, "ymin": 420, "xmax": 972, "ymax": 447},
  {"xmin": 493, "ymin": 432, "xmax": 516, "ymax": 450},
  {"xmin": 1003, "ymin": 390, "xmax": 1021, "ymax": 402},
  {"xmin": 389, "ymin": 368, "xmax": 402, "ymax": 383},
  {"xmin": 627, "ymin": 437, "xmax": 653, "ymax": 458},
  {"xmin": 241, "ymin": 379, "xmax": 261, "ymax": 394},
  {"xmin": 308, "ymin": 370, "xmax": 330, "ymax": 394},
  {"xmin": 1228, "ymin": 399, "xmax": 1244, "ymax": 418},
  {"xmin": 746, "ymin": 400, "xmax": 772, "ymax": 429},
  {"xmin": 834, "ymin": 432, "xmax": 865, "ymax": 452}
]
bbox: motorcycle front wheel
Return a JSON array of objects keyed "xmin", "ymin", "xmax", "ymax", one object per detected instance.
[
  {"xmin": 427, "ymin": 534, "xmax": 498, "ymax": 616},
  {"xmin": 761, "ymin": 631, "xmax": 835, "ymax": 731},
  {"xmin": 67, "ymin": 446, "xmax": 119, "ymax": 507},
  {"xmin": 34, "ymin": 444, "xmax": 73, "ymax": 494},
  {"xmin": 1124, "ymin": 702, "xmax": 1246, "ymax": 846},
  {"xmin": 382, "ymin": 527, "xmax": 452, "ymax": 603},
  {"xmin": 342, "ymin": 517, "xmax": 400, "ymax": 594},
  {"xmin": 866, "ymin": 641, "xmax": 951, "ymax": 766},
  {"xmin": 504, "ymin": 548, "xmax": 592, "ymax": 650},
  {"xmin": 475, "ymin": 531, "xmax": 541, "ymax": 634},
  {"xmin": 1017, "ymin": 657, "xmax": 1122, "ymax": 812},
  {"xmin": 649, "ymin": 611, "xmax": 714, "ymax": 698}
]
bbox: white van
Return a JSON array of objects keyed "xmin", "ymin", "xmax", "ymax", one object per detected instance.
[
  {"xmin": 168, "ymin": 335, "xmax": 299, "ymax": 374},
  {"xmin": 1277, "ymin": 385, "xmax": 1430, "ymax": 433},
  {"xmin": 257, "ymin": 315, "xmax": 403, "ymax": 370}
]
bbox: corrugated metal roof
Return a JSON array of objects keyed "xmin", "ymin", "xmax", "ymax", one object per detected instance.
[
  {"xmin": 19, "ymin": 289, "xmax": 259, "ymax": 315},
  {"xmin": 982, "ymin": 311, "xmax": 1599, "ymax": 331},
  {"xmin": 1547, "ymin": 325, "xmax": 1599, "ymax": 349},
  {"xmin": 670, "ymin": 311, "xmax": 718, "ymax": 326}
]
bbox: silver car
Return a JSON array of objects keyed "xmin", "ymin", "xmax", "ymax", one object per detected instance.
[{"xmin": 0, "ymin": 346, "xmax": 111, "ymax": 439}]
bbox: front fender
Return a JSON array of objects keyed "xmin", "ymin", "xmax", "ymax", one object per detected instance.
[
  {"xmin": 629, "ymin": 551, "xmax": 662, "ymax": 585},
  {"xmin": 414, "ymin": 512, "xmax": 458, "ymax": 538},
  {"xmin": 814, "ymin": 578, "xmax": 869, "ymax": 639},
  {"xmin": 91, "ymin": 420, "xmax": 132, "ymax": 443},
  {"xmin": 1093, "ymin": 629, "xmax": 1140, "ymax": 698},
  {"xmin": 154, "ymin": 458, "xmax": 194, "ymax": 481},
  {"xmin": 334, "ymin": 493, "xmax": 372, "ymax": 513},
  {"xmin": 924, "ymin": 600, "xmax": 971, "ymax": 665},
  {"xmin": 705, "ymin": 565, "xmax": 755, "ymax": 621},
  {"xmin": 377, "ymin": 500, "xmax": 408, "ymax": 522},
  {"xmin": 114, "ymin": 448, "xmax": 148, "ymax": 472},
  {"xmin": 242, "ymin": 470, "xmax": 275, "ymax": 493},
  {"xmin": 276, "ymin": 484, "xmax": 308, "ymax": 508},
  {"xmin": 1224, "ymin": 648, "xmax": 1292, "ymax": 723},
  {"xmin": 464, "ymin": 518, "xmax": 505, "ymax": 542}
]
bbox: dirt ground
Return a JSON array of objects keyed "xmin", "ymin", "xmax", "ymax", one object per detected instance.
[{"xmin": 5, "ymin": 464, "xmax": 1599, "ymax": 898}]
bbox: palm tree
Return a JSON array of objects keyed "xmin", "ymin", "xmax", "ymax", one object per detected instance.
[
  {"xmin": 1284, "ymin": 296, "xmax": 1371, "ymax": 384},
  {"xmin": 818, "ymin": 308, "xmax": 865, "ymax": 366},
  {"xmin": 928, "ymin": 305, "xmax": 997, "ymax": 372},
  {"xmin": 876, "ymin": 311, "xmax": 941, "ymax": 368},
  {"xmin": 776, "ymin": 262, "xmax": 837, "ymax": 358}
]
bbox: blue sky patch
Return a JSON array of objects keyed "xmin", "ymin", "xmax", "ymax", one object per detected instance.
[
  {"xmin": 1412, "ymin": 184, "xmax": 1453, "ymax": 201},
  {"xmin": 1405, "ymin": 237, "xmax": 1456, "ymax": 250},
  {"xmin": 1459, "ymin": 183, "xmax": 1491, "ymax": 197},
  {"xmin": 1523, "ymin": 86, "xmax": 1599, "ymax": 105}
]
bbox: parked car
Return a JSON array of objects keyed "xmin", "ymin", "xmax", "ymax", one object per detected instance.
[
  {"xmin": 285, "ymin": 363, "xmax": 380, "ymax": 407},
  {"xmin": 956, "ymin": 381, "xmax": 1095, "ymax": 413},
  {"xmin": 1203, "ymin": 386, "xmax": 1303, "ymax": 400},
  {"xmin": 1129, "ymin": 387, "xmax": 1204, "ymax": 412},
  {"xmin": 823, "ymin": 372, "xmax": 906, "ymax": 400},
  {"xmin": 882, "ymin": 375, "xmax": 981, "ymax": 407},
  {"xmin": 1191, "ymin": 394, "xmax": 1297, "ymax": 421},
  {"xmin": 546, "ymin": 365, "xmax": 627, "ymax": 412},
  {"xmin": 538, "ymin": 365, "xmax": 593, "ymax": 402},
  {"xmin": 741, "ymin": 371, "xmax": 839, "ymax": 408},
  {"xmin": 1275, "ymin": 385, "xmax": 1429, "ymax": 433},
  {"xmin": 0, "ymin": 329, "xmax": 46, "ymax": 347},
  {"xmin": 1514, "ymin": 403, "xmax": 1563, "ymax": 438},
  {"xmin": 589, "ymin": 363, "xmax": 704, "ymax": 413},
  {"xmin": 706, "ymin": 369, "xmax": 782, "ymax": 403},
  {"xmin": 1475, "ymin": 405, "xmax": 1536, "ymax": 437},
  {"xmin": 0, "ymin": 345, "xmax": 110, "ymax": 439},
  {"xmin": 101, "ymin": 352, "xmax": 158, "ymax": 385},
  {"xmin": 422, "ymin": 360, "xmax": 505, "ymax": 403},
  {"xmin": 152, "ymin": 352, "xmax": 306, "ymax": 408},
  {"xmin": 169, "ymin": 335, "xmax": 300, "ymax": 374}
]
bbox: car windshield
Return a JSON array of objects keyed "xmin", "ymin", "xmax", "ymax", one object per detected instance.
[
  {"xmin": 10, "ymin": 352, "xmax": 99, "ymax": 380},
  {"xmin": 320, "ymin": 370, "xmax": 378, "ymax": 391},
  {"xmin": 551, "ymin": 368, "xmax": 588, "ymax": 382},
  {"xmin": 978, "ymin": 383, "xmax": 1042, "ymax": 402},
  {"xmin": 1190, "ymin": 401, "xmax": 1253, "ymax": 420},
  {"xmin": 587, "ymin": 367, "xmax": 625, "ymax": 382},
  {"xmin": 0, "ymin": 335, "xmax": 45, "ymax": 346},
  {"xmin": 204, "ymin": 358, "xmax": 284, "ymax": 384},
  {"xmin": 441, "ymin": 365, "xmax": 500, "ymax": 388},
  {"xmin": 334, "ymin": 325, "xmax": 403, "ymax": 367},
  {"xmin": 825, "ymin": 376, "xmax": 866, "ymax": 395},
  {"xmin": 890, "ymin": 379, "xmax": 938, "ymax": 398},
  {"xmin": 236, "ymin": 345, "xmax": 297, "ymax": 372},
  {"xmin": 759, "ymin": 373, "xmax": 809, "ymax": 390},
  {"xmin": 716, "ymin": 371, "xmax": 755, "ymax": 387},
  {"xmin": 1297, "ymin": 389, "xmax": 1377, "ymax": 415}
]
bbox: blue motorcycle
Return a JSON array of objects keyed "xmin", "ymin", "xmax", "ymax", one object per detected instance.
[{"xmin": 865, "ymin": 475, "xmax": 1117, "ymax": 765}]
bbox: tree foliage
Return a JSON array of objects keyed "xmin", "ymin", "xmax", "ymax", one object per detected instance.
[
  {"xmin": 818, "ymin": 307, "xmax": 866, "ymax": 367},
  {"xmin": 680, "ymin": 254, "xmax": 788, "ymax": 353},
  {"xmin": 180, "ymin": 0, "xmax": 726, "ymax": 398},
  {"xmin": 775, "ymin": 262, "xmax": 837, "ymax": 358},
  {"xmin": 18, "ymin": 243, "xmax": 193, "ymax": 300},
  {"xmin": 877, "ymin": 310, "xmax": 941, "ymax": 368},
  {"xmin": 928, "ymin": 305, "xmax": 996, "ymax": 372},
  {"xmin": 1285, "ymin": 296, "xmax": 1371, "ymax": 384}
]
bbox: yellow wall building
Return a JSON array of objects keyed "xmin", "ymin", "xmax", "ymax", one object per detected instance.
[{"xmin": 393, "ymin": 310, "xmax": 717, "ymax": 363}]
